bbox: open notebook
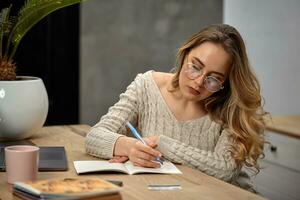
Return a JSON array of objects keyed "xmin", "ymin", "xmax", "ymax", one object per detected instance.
[{"xmin": 73, "ymin": 160, "xmax": 182, "ymax": 175}]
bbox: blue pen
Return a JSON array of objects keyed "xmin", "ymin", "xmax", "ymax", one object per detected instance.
[{"xmin": 126, "ymin": 122, "xmax": 163, "ymax": 165}]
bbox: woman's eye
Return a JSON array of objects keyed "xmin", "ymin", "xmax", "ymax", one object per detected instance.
[
  {"xmin": 208, "ymin": 76, "xmax": 221, "ymax": 83},
  {"xmin": 214, "ymin": 76, "xmax": 222, "ymax": 82},
  {"xmin": 192, "ymin": 64, "xmax": 201, "ymax": 71}
]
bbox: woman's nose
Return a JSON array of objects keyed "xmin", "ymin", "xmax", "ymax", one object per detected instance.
[{"xmin": 194, "ymin": 74, "xmax": 205, "ymax": 86}]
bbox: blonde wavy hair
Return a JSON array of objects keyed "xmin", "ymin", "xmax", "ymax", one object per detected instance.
[{"xmin": 171, "ymin": 24, "xmax": 267, "ymax": 172}]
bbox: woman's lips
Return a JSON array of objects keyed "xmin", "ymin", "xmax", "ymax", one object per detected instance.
[{"xmin": 187, "ymin": 86, "xmax": 200, "ymax": 95}]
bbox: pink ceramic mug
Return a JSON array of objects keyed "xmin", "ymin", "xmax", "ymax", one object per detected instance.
[{"xmin": 5, "ymin": 145, "xmax": 39, "ymax": 184}]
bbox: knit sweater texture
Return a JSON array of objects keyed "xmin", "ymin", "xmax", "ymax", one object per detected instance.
[{"xmin": 85, "ymin": 70, "xmax": 240, "ymax": 183}]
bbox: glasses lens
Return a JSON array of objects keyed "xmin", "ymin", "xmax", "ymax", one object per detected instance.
[
  {"xmin": 185, "ymin": 63, "xmax": 202, "ymax": 79},
  {"xmin": 204, "ymin": 76, "xmax": 222, "ymax": 92},
  {"xmin": 185, "ymin": 63, "xmax": 223, "ymax": 93}
]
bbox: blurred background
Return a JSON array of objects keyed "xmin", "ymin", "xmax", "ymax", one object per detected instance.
[
  {"xmin": 80, "ymin": 0, "xmax": 223, "ymax": 124},
  {"xmin": 1, "ymin": 0, "xmax": 299, "ymax": 199},
  {"xmin": 2, "ymin": 0, "xmax": 299, "ymax": 125},
  {"xmin": 81, "ymin": 0, "xmax": 300, "ymax": 125}
]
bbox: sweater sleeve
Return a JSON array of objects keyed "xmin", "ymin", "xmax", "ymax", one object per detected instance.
[
  {"xmin": 156, "ymin": 129, "xmax": 239, "ymax": 182},
  {"xmin": 85, "ymin": 74, "xmax": 143, "ymax": 159}
]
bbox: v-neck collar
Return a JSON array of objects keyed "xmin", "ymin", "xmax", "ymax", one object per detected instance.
[{"xmin": 146, "ymin": 70, "xmax": 209, "ymax": 125}]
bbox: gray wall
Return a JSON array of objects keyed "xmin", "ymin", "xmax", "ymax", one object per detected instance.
[
  {"xmin": 224, "ymin": 0, "xmax": 300, "ymax": 115},
  {"xmin": 80, "ymin": 0, "xmax": 223, "ymax": 125}
]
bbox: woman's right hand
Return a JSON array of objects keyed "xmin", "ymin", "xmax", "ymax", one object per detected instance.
[
  {"xmin": 114, "ymin": 136, "xmax": 162, "ymax": 168},
  {"xmin": 128, "ymin": 140, "xmax": 162, "ymax": 168}
]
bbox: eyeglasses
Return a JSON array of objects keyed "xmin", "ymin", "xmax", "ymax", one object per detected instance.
[{"xmin": 184, "ymin": 62, "xmax": 224, "ymax": 93}]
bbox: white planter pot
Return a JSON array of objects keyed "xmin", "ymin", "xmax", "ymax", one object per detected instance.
[{"xmin": 0, "ymin": 76, "xmax": 49, "ymax": 141}]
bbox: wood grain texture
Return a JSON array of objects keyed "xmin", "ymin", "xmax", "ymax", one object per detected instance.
[
  {"xmin": 266, "ymin": 115, "xmax": 300, "ymax": 139},
  {"xmin": 0, "ymin": 125, "xmax": 265, "ymax": 200}
]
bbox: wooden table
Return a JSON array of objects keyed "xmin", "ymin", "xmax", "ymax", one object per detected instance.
[
  {"xmin": 266, "ymin": 115, "xmax": 300, "ymax": 139},
  {"xmin": 0, "ymin": 125, "xmax": 266, "ymax": 200}
]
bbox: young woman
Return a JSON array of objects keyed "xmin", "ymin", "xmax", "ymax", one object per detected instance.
[{"xmin": 85, "ymin": 24, "xmax": 266, "ymax": 190}]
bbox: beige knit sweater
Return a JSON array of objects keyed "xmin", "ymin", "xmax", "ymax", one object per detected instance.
[{"xmin": 85, "ymin": 71, "xmax": 240, "ymax": 183}]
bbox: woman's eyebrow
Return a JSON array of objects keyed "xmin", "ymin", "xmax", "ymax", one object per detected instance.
[
  {"xmin": 193, "ymin": 56, "xmax": 205, "ymax": 66},
  {"xmin": 192, "ymin": 56, "xmax": 225, "ymax": 77}
]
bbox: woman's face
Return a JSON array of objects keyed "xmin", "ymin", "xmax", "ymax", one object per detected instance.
[{"xmin": 178, "ymin": 42, "xmax": 232, "ymax": 102}]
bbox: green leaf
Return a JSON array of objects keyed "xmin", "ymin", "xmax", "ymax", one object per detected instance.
[
  {"xmin": 0, "ymin": 6, "xmax": 12, "ymax": 58},
  {"xmin": 7, "ymin": 0, "xmax": 83, "ymax": 59}
]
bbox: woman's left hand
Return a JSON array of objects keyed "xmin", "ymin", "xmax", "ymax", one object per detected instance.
[{"xmin": 109, "ymin": 156, "xmax": 129, "ymax": 163}]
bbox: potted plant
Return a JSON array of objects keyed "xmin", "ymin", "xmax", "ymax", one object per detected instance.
[{"xmin": 0, "ymin": 0, "xmax": 84, "ymax": 140}]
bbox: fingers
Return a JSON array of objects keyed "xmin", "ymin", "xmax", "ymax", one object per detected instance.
[
  {"xmin": 144, "ymin": 136, "xmax": 159, "ymax": 147},
  {"xmin": 132, "ymin": 158, "xmax": 161, "ymax": 168},
  {"xmin": 118, "ymin": 156, "xmax": 129, "ymax": 162},
  {"xmin": 135, "ymin": 141, "xmax": 161, "ymax": 157},
  {"xmin": 147, "ymin": 141, "xmax": 157, "ymax": 148},
  {"xmin": 134, "ymin": 150, "xmax": 156, "ymax": 161},
  {"xmin": 128, "ymin": 141, "xmax": 162, "ymax": 168},
  {"xmin": 109, "ymin": 156, "xmax": 129, "ymax": 163}
]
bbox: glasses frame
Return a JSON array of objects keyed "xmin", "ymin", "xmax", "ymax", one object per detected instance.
[{"xmin": 184, "ymin": 62, "xmax": 224, "ymax": 93}]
